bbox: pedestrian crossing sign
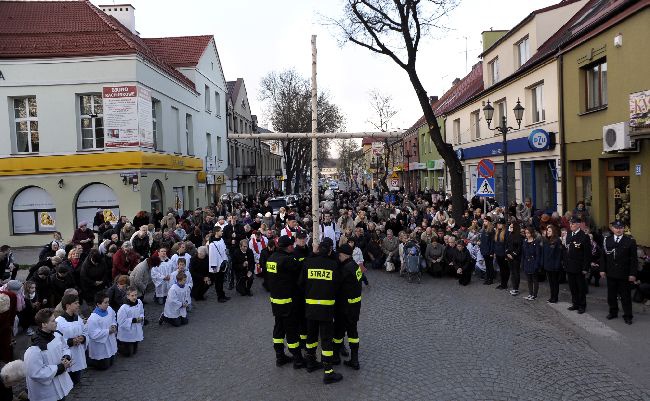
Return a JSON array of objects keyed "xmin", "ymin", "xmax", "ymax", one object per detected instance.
[
  {"xmin": 390, "ymin": 172, "xmax": 399, "ymax": 179},
  {"xmin": 476, "ymin": 177, "xmax": 495, "ymax": 197}
]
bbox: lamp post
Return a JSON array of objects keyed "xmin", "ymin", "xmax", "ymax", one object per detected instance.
[{"xmin": 482, "ymin": 98, "xmax": 525, "ymax": 216}]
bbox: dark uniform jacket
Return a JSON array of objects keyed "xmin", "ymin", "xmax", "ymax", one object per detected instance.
[
  {"xmin": 564, "ymin": 229, "xmax": 590, "ymax": 274},
  {"xmin": 301, "ymin": 255, "xmax": 339, "ymax": 322},
  {"xmin": 336, "ymin": 258, "xmax": 362, "ymax": 322},
  {"xmin": 266, "ymin": 249, "xmax": 301, "ymax": 317},
  {"xmin": 600, "ymin": 235, "xmax": 638, "ymax": 279},
  {"xmin": 293, "ymin": 245, "xmax": 312, "ymax": 263}
]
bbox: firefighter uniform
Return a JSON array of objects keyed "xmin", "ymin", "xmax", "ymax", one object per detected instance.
[
  {"xmin": 333, "ymin": 244, "xmax": 362, "ymax": 370},
  {"xmin": 293, "ymin": 236, "xmax": 312, "ymax": 349},
  {"xmin": 301, "ymin": 244, "xmax": 343, "ymax": 384},
  {"xmin": 266, "ymin": 237, "xmax": 303, "ymax": 368}
]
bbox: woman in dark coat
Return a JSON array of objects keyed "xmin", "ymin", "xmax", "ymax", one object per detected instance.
[
  {"xmin": 494, "ymin": 218, "xmax": 509, "ymax": 289},
  {"xmin": 454, "ymin": 240, "xmax": 474, "ymax": 286},
  {"xmin": 80, "ymin": 248, "xmax": 109, "ymax": 305},
  {"xmin": 189, "ymin": 246, "xmax": 210, "ymax": 301},
  {"xmin": 542, "ymin": 225, "xmax": 563, "ymax": 303},
  {"xmin": 520, "ymin": 226, "xmax": 542, "ymax": 300},
  {"xmin": 506, "ymin": 221, "xmax": 523, "ymax": 296}
]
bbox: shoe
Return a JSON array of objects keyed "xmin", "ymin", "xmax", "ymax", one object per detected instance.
[
  {"xmin": 293, "ymin": 356, "xmax": 305, "ymax": 369},
  {"xmin": 624, "ymin": 318, "xmax": 633, "ymax": 325},
  {"xmin": 305, "ymin": 355, "xmax": 323, "ymax": 373},
  {"xmin": 495, "ymin": 285, "xmax": 504, "ymax": 290},
  {"xmin": 577, "ymin": 309, "xmax": 586, "ymax": 314},
  {"xmin": 523, "ymin": 295, "xmax": 531, "ymax": 300},
  {"xmin": 606, "ymin": 313, "xmax": 618, "ymax": 320},
  {"xmin": 275, "ymin": 353, "xmax": 293, "ymax": 367},
  {"xmin": 483, "ymin": 280, "xmax": 493, "ymax": 285},
  {"xmin": 547, "ymin": 299, "xmax": 557, "ymax": 304},
  {"xmin": 567, "ymin": 305, "xmax": 579, "ymax": 311},
  {"xmin": 510, "ymin": 290, "xmax": 519, "ymax": 296},
  {"xmin": 343, "ymin": 359, "xmax": 360, "ymax": 370},
  {"xmin": 158, "ymin": 314, "xmax": 164, "ymax": 326},
  {"xmin": 217, "ymin": 298, "xmax": 227, "ymax": 303},
  {"xmin": 224, "ymin": 296, "xmax": 231, "ymax": 301},
  {"xmin": 323, "ymin": 370, "xmax": 343, "ymax": 385},
  {"xmin": 26, "ymin": 328, "xmax": 34, "ymax": 336}
]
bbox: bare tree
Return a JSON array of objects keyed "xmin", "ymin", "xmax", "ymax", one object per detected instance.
[
  {"xmin": 330, "ymin": 0, "xmax": 465, "ymax": 220},
  {"xmin": 367, "ymin": 89, "xmax": 399, "ymax": 132},
  {"xmin": 336, "ymin": 139, "xmax": 364, "ymax": 187}
]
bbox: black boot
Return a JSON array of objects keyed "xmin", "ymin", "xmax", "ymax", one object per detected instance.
[
  {"xmin": 305, "ymin": 353, "xmax": 323, "ymax": 373},
  {"xmin": 343, "ymin": 346, "xmax": 360, "ymax": 370},
  {"xmin": 323, "ymin": 363, "xmax": 343, "ymax": 384},
  {"xmin": 331, "ymin": 344, "xmax": 341, "ymax": 365},
  {"xmin": 275, "ymin": 351, "xmax": 293, "ymax": 367}
]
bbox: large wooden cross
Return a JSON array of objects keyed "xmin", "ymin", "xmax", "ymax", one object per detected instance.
[{"xmin": 228, "ymin": 36, "xmax": 402, "ymax": 245}]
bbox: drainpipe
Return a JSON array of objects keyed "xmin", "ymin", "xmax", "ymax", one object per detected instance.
[{"xmin": 558, "ymin": 53, "xmax": 568, "ymax": 215}]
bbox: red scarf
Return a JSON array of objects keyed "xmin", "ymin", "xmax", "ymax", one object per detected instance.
[
  {"xmin": 284, "ymin": 225, "xmax": 300, "ymax": 237},
  {"xmin": 251, "ymin": 237, "xmax": 267, "ymax": 253}
]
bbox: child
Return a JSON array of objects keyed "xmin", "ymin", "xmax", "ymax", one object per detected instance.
[
  {"xmin": 55, "ymin": 293, "xmax": 87, "ymax": 385},
  {"xmin": 159, "ymin": 272, "xmax": 190, "ymax": 327},
  {"xmin": 116, "ymin": 286, "xmax": 144, "ymax": 357},
  {"xmin": 19, "ymin": 280, "xmax": 39, "ymax": 336},
  {"xmin": 150, "ymin": 247, "xmax": 173, "ymax": 305},
  {"xmin": 169, "ymin": 258, "xmax": 193, "ymax": 290},
  {"xmin": 106, "ymin": 275, "xmax": 129, "ymax": 312},
  {"xmin": 23, "ymin": 308, "xmax": 73, "ymax": 401},
  {"xmin": 86, "ymin": 291, "xmax": 118, "ymax": 370}
]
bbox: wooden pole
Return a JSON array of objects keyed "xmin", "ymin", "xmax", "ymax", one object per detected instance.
[
  {"xmin": 227, "ymin": 131, "xmax": 403, "ymax": 140},
  {"xmin": 311, "ymin": 35, "xmax": 320, "ymax": 249}
]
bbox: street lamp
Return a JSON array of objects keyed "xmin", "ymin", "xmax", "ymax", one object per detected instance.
[{"xmin": 482, "ymin": 98, "xmax": 524, "ymax": 215}]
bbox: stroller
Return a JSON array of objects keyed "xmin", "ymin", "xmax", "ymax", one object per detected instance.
[{"xmin": 404, "ymin": 242, "xmax": 423, "ymax": 284}]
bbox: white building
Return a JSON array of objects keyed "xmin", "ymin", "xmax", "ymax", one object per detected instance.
[{"xmin": 0, "ymin": 1, "xmax": 228, "ymax": 246}]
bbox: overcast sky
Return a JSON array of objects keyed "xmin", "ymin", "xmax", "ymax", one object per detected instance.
[{"xmin": 93, "ymin": 0, "xmax": 559, "ymax": 133}]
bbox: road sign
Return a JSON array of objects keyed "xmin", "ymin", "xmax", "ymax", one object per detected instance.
[
  {"xmin": 390, "ymin": 178, "xmax": 400, "ymax": 188},
  {"xmin": 476, "ymin": 177, "xmax": 495, "ymax": 197},
  {"xmin": 478, "ymin": 159, "xmax": 495, "ymax": 178},
  {"xmin": 390, "ymin": 172, "xmax": 399, "ymax": 179}
]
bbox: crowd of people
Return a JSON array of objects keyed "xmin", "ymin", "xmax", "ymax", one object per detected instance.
[{"xmin": 1, "ymin": 187, "xmax": 649, "ymax": 397}]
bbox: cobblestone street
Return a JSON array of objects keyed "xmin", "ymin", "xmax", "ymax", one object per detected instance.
[{"xmin": 54, "ymin": 266, "xmax": 649, "ymax": 401}]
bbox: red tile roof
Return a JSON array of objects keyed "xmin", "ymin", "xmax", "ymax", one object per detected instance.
[
  {"xmin": 142, "ymin": 35, "xmax": 212, "ymax": 67},
  {"xmin": 0, "ymin": 0, "xmax": 201, "ymax": 94},
  {"xmin": 434, "ymin": 62, "xmax": 484, "ymax": 115}
]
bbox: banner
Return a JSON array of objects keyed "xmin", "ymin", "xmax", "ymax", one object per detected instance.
[
  {"xmin": 372, "ymin": 142, "xmax": 384, "ymax": 156},
  {"xmin": 103, "ymin": 85, "xmax": 154, "ymax": 148},
  {"xmin": 630, "ymin": 90, "xmax": 650, "ymax": 129}
]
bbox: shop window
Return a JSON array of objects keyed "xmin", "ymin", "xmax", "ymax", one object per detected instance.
[
  {"xmin": 151, "ymin": 180, "xmax": 164, "ymax": 214},
  {"xmin": 521, "ymin": 160, "xmax": 557, "ymax": 213},
  {"xmin": 573, "ymin": 160, "xmax": 592, "ymax": 214},
  {"xmin": 606, "ymin": 159, "xmax": 630, "ymax": 228},
  {"xmin": 494, "ymin": 162, "xmax": 516, "ymax": 207},
  {"xmin": 76, "ymin": 183, "xmax": 119, "ymax": 227},
  {"xmin": 12, "ymin": 186, "xmax": 56, "ymax": 234}
]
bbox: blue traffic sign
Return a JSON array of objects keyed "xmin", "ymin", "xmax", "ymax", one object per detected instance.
[
  {"xmin": 478, "ymin": 159, "xmax": 495, "ymax": 178},
  {"xmin": 476, "ymin": 177, "xmax": 495, "ymax": 197}
]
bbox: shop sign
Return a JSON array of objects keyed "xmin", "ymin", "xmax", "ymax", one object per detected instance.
[
  {"xmin": 455, "ymin": 148, "xmax": 464, "ymax": 161},
  {"xmin": 372, "ymin": 142, "xmax": 384, "ymax": 155},
  {"xmin": 428, "ymin": 159, "xmax": 445, "ymax": 170},
  {"xmin": 528, "ymin": 129, "xmax": 551, "ymax": 151},
  {"xmin": 459, "ymin": 132, "xmax": 556, "ymax": 160},
  {"xmin": 630, "ymin": 90, "xmax": 650, "ymax": 129}
]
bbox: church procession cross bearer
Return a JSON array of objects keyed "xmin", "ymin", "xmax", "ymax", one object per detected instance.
[{"xmin": 228, "ymin": 35, "xmax": 403, "ymax": 248}]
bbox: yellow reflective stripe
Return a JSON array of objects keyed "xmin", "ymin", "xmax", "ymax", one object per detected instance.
[
  {"xmin": 305, "ymin": 299, "xmax": 335, "ymax": 305},
  {"xmin": 321, "ymin": 350, "xmax": 334, "ymax": 357},
  {"xmin": 348, "ymin": 338, "xmax": 359, "ymax": 344},
  {"xmin": 269, "ymin": 297, "xmax": 292, "ymax": 304},
  {"xmin": 332, "ymin": 338, "xmax": 343, "ymax": 344},
  {"xmin": 324, "ymin": 369, "xmax": 334, "ymax": 374},
  {"xmin": 287, "ymin": 342, "xmax": 300, "ymax": 349},
  {"xmin": 348, "ymin": 296, "xmax": 362, "ymax": 304},
  {"xmin": 300, "ymin": 335, "xmax": 308, "ymax": 340},
  {"xmin": 297, "ymin": 257, "xmax": 305, "ymax": 262},
  {"xmin": 273, "ymin": 338, "xmax": 284, "ymax": 344},
  {"xmin": 306, "ymin": 342, "xmax": 319, "ymax": 349}
]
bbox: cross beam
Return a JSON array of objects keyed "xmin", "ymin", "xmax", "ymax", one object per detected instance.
[{"xmin": 227, "ymin": 131, "xmax": 404, "ymax": 140}]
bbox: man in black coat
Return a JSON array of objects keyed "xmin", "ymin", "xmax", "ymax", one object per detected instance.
[
  {"xmin": 600, "ymin": 220, "xmax": 638, "ymax": 324},
  {"xmin": 565, "ymin": 217, "xmax": 591, "ymax": 313},
  {"xmin": 223, "ymin": 214, "xmax": 246, "ymax": 289}
]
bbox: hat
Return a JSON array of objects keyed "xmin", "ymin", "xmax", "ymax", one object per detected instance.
[
  {"xmin": 78, "ymin": 221, "xmax": 88, "ymax": 228},
  {"xmin": 6, "ymin": 280, "xmax": 22, "ymax": 291},
  {"xmin": 569, "ymin": 216, "xmax": 582, "ymax": 224},
  {"xmin": 497, "ymin": 218, "xmax": 506, "ymax": 225},
  {"xmin": 296, "ymin": 231, "xmax": 308, "ymax": 240},
  {"xmin": 610, "ymin": 220, "xmax": 625, "ymax": 228},
  {"xmin": 277, "ymin": 235, "xmax": 295, "ymax": 248},
  {"xmin": 338, "ymin": 244, "xmax": 354, "ymax": 256},
  {"xmin": 484, "ymin": 216, "xmax": 492, "ymax": 222},
  {"xmin": 265, "ymin": 212, "xmax": 272, "ymax": 218}
]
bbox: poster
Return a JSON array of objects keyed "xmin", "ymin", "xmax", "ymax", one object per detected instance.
[
  {"xmin": 630, "ymin": 90, "xmax": 650, "ymax": 129},
  {"xmin": 39, "ymin": 212, "xmax": 56, "ymax": 228},
  {"xmin": 103, "ymin": 85, "xmax": 154, "ymax": 148},
  {"xmin": 103, "ymin": 209, "xmax": 118, "ymax": 225}
]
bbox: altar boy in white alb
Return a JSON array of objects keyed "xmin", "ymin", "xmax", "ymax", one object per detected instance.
[
  {"xmin": 150, "ymin": 247, "xmax": 173, "ymax": 305},
  {"xmin": 117, "ymin": 286, "xmax": 145, "ymax": 357},
  {"xmin": 54, "ymin": 293, "xmax": 87, "ymax": 385},
  {"xmin": 24, "ymin": 308, "xmax": 73, "ymax": 401},
  {"xmin": 86, "ymin": 291, "xmax": 118, "ymax": 370}
]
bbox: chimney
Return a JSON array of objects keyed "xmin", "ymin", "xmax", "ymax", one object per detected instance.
[
  {"xmin": 429, "ymin": 95, "xmax": 439, "ymax": 105},
  {"xmin": 99, "ymin": 4, "xmax": 138, "ymax": 35},
  {"xmin": 452, "ymin": 78, "xmax": 461, "ymax": 86}
]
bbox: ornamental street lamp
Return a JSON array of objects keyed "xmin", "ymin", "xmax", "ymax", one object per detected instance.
[{"xmin": 482, "ymin": 98, "xmax": 525, "ymax": 215}]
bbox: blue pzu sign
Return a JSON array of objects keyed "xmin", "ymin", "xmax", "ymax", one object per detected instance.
[{"xmin": 528, "ymin": 129, "xmax": 551, "ymax": 151}]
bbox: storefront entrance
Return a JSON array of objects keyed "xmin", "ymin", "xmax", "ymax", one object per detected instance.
[
  {"xmin": 521, "ymin": 160, "xmax": 558, "ymax": 213},
  {"xmin": 606, "ymin": 158, "xmax": 630, "ymax": 228}
]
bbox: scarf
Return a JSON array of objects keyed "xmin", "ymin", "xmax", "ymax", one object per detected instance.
[
  {"xmin": 177, "ymin": 283, "xmax": 185, "ymax": 289},
  {"xmin": 61, "ymin": 312, "xmax": 78, "ymax": 322},
  {"xmin": 93, "ymin": 306, "xmax": 108, "ymax": 317},
  {"xmin": 126, "ymin": 299, "xmax": 138, "ymax": 307},
  {"xmin": 32, "ymin": 329, "xmax": 55, "ymax": 351},
  {"xmin": 251, "ymin": 237, "xmax": 267, "ymax": 253}
]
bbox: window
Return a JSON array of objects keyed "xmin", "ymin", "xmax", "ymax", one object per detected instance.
[
  {"xmin": 235, "ymin": 147, "xmax": 241, "ymax": 167},
  {"xmin": 493, "ymin": 99, "xmax": 507, "ymax": 131},
  {"xmin": 488, "ymin": 57, "xmax": 499, "ymax": 85},
  {"xmin": 228, "ymin": 113, "xmax": 233, "ymax": 131},
  {"xmin": 75, "ymin": 183, "xmax": 119, "ymax": 228},
  {"xmin": 12, "ymin": 186, "xmax": 56, "ymax": 234},
  {"xmin": 216, "ymin": 136, "xmax": 222, "ymax": 160},
  {"xmin": 79, "ymin": 94, "xmax": 104, "ymax": 149},
  {"xmin": 152, "ymin": 99, "xmax": 161, "ymax": 150},
  {"xmin": 185, "ymin": 114, "xmax": 194, "ymax": 155},
  {"xmin": 206, "ymin": 133, "xmax": 213, "ymax": 158},
  {"xmin": 215, "ymin": 92, "xmax": 221, "ymax": 116},
  {"xmin": 13, "ymin": 97, "xmax": 39, "ymax": 153},
  {"xmin": 470, "ymin": 110, "xmax": 480, "ymax": 139},
  {"xmin": 453, "ymin": 118, "xmax": 461, "ymax": 144},
  {"xmin": 172, "ymin": 107, "xmax": 180, "ymax": 153},
  {"xmin": 516, "ymin": 36, "xmax": 530, "ymax": 68},
  {"xmin": 234, "ymin": 117, "xmax": 238, "ymax": 133},
  {"xmin": 573, "ymin": 160, "xmax": 592, "ymax": 214},
  {"xmin": 531, "ymin": 84, "xmax": 545, "ymax": 123},
  {"xmin": 204, "ymin": 85, "xmax": 211, "ymax": 112},
  {"xmin": 585, "ymin": 60, "xmax": 607, "ymax": 110}
]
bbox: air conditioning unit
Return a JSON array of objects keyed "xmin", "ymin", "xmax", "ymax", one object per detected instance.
[{"xmin": 603, "ymin": 122, "xmax": 635, "ymax": 152}]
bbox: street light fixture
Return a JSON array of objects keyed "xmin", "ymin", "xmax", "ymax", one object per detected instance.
[{"xmin": 482, "ymin": 98, "xmax": 525, "ymax": 215}]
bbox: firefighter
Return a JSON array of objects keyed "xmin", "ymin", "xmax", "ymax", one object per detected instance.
[
  {"xmin": 293, "ymin": 231, "xmax": 312, "ymax": 350},
  {"xmin": 266, "ymin": 235, "xmax": 304, "ymax": 369},
  {"xmin": 301, "ymin": 237, "xmax": 343, "ymax": 384},
  {"xmin": 332, "ymin": 244, "xmax": 362, "ymax": 370}
]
